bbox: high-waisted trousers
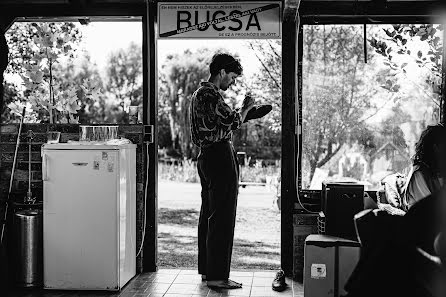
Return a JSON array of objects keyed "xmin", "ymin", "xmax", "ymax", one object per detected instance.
[{"xmin": 197, "ymin": 141, "xmax": 239, "ymax": 281}]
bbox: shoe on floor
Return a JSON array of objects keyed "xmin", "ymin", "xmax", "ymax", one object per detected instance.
[{"xmin": 272, "ymin": 270, "xmax": 287, "ymax": 292}]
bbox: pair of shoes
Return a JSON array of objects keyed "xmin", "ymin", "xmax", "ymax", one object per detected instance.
[
  {"xmin": 243, "ymin": 104, "xmax": 273, "ymax": 123},
  {"xmin": 272, "ymin": 270, "xmax": 287, "ymax": 292}
]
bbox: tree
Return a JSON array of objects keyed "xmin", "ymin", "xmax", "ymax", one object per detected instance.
[
  {"xmin": 231, "ymin": 40, "xmax": 282, "ymax": 161},
  {"xmin": 105, "ymin": 42, "xmax": 143, "ymax": 119},
  {"xmin": 1, "ymin": 82, "xmax": 21, "ymax": 122},
  {"xmin": 245, "ymin": 40, "xmax": 282, "ymax": 133},
  {"xmin": 56, "ymin": 52, "xmax": 106, "ymax": 123},
  {"xmin": 6, "ymin": 22, "xmax": 82, "ymax": 76},
  {"xmin": 4, "ymin": 22, "xmax": 99, "ymax": 123},
  {"xmin": 369, "ymin": 24, "xmax": 443, "ymax": 123},
  {"xmin": 158, "ymin": 49, "xmax": 213, "ymax": 158},
  {"xmin": 302, "ymin": 25, "xmax": 382, "ymax": 185},
  {"xmin": 158, "ymin": 45, "xmax": 281, "ymax": 160},
  {"xmin": 158, "ymin": 70, "xmax": 173, "ymax": 149}
]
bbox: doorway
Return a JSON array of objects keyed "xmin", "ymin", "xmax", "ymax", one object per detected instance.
[{"xmin": 156, "ymin": 38, "xmax": 282, "ymax": 270}]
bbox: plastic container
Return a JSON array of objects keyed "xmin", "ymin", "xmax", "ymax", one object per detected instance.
[
  {"xmin": 304, "ymin": 234, "xmax": 360, "ymax": 297},
  {"xmin": 79, "ymin": 125, "xmax": 118, "ymax": 142}
]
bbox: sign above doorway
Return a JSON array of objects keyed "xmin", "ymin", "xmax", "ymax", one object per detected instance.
[{"xmin": 158, "ymin": 1, "xmax": 281, "ymax": 39}]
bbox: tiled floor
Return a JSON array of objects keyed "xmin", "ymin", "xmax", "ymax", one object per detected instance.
[{"xmin": 7, "ymin": 269, "xmax": 303, "ymax": 297}]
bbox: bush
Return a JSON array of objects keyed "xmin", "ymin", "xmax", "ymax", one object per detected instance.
[
  {"xmin": 158, "ymin": 160, "xmax": 199, "ymax": 183},
  {"xmin": 240, "ymin": 161, "xmax": 280, "ymax": 183},
  {"xmin": 159, "ymin": 160, "xmax": 281, "ymax": 186}
]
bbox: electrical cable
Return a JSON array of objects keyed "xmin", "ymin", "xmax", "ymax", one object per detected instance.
[
  {"xmin": 295, "ymin": 115, "xmax": 319, "ymax": 214},
  {"xmin": 294, "ymin": 4, "xmax": 320, "ymax": 215},
  {"xmin": 136, "ymin": 142, "xmax": 149, "ymax": 258}
]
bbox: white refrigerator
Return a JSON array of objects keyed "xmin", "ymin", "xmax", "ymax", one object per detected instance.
[{"xmin": 42, "ymin": 143, "xmax": 136, "ymax": 290}]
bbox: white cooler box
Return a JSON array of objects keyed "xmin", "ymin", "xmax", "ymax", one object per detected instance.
[{"xmin": 304, "ymin": 234, "xmax": 360, "ymax": 297}]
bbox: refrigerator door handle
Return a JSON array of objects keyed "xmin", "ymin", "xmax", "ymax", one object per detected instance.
[
  {"xmin": 42, "ymin": 153, "xmax": 48, "ymax": 181},
  {"xmin": 72, "ymin": 162, "xmax": 88, "ymax": 166}
]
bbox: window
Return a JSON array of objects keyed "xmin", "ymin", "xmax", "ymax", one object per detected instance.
[
  {"xmin": 301, "ymin": 24, "xmax": 443, "ymax": 191},
  {"xmin": 2, "ymin": 18, "xmax": 142, "ymax": 124}
]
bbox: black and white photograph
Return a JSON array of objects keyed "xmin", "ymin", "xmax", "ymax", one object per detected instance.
[{"xmin": 0, "ymin": 0, "xmax": 445, "ymax": 296}]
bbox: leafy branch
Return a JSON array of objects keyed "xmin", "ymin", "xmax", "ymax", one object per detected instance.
[
  {"xmin": 369, "ymin": 24, "xmax": 443, "ymax": 107},
  {"xmin": 8, "ymin": 23, "xmax": 103, "ymax": 123}
]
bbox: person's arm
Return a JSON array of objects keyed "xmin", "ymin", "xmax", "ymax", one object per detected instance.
[
  {"xmin": 214, "ymin": 98, "xmax": 243, "ymax": 131},
  {"xmin": 213, "ymin": 94, "xmax": 254, "ymax": 131},
  {"xmin": 240, "ymin": 93, "xmax": 255, "ymax": 122},
  {"xmin": 233, "ymin": 104, "xmax": 254, "ymax": 123}
]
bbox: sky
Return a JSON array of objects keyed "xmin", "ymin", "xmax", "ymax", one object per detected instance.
[
  {"xmin": 80, "ymin": 22, "xmax": 141, "ymax": 76},
  {"xmin": 158, "ymin": 39, "xmax": 261, "ymax": 76},
  {"xmin": 80, "ymin": 22, "xmax": 261, "ymax": 77}
]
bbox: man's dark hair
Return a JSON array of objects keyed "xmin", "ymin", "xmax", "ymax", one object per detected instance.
[
  {"xmin": 413, "ymin": 123, "xmax": 446, "ymax": 173},
  {"xmin": 209, "ymin": 53, "xmax": 243, "ymax": 76}
]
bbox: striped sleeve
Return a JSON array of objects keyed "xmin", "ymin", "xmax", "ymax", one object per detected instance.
[{"xmin": 214, "ymin": 98, "xmax": 242, "ymax": 131}]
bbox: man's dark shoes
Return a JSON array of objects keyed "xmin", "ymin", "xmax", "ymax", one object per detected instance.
[
  {"xmin": 272, "ymin": 270, "xmax": 287, "ymax": 292},
  {"xmin": 244, "ymin": 104, "xmax": 272, "ymax": 122}
]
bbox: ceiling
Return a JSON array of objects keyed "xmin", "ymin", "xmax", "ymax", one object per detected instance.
[
  {"xmin": 0, "ymin": 0, "xmax": 444, "ymax": 23},
  {"xmin": 285, "ymin": 0, "xmax": 446, "ymax": 22}
]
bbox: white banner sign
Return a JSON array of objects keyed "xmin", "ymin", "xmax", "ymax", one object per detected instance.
[{"xmin": 158, "ymin": 2, "xmax": 281, "ymax": 39}]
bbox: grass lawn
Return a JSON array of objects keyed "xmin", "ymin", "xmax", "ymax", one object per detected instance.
[{"xmin": 158, "ymin": 181, "xmax": 281, "ymax": 270}]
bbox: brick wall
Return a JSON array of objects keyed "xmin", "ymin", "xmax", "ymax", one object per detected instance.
[{"xmin": 0, "ymin": 123, "xmax": 146, "ymax": 274}]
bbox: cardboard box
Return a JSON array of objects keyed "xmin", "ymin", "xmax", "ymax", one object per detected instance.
[{"xmin": 304, "ymin": 234, "xmax": 360, "ymax": 297}]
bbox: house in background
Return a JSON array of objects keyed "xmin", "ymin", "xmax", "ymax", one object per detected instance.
[{"xmin": 371, "ymin": 141, "xmax": 411, "ymax": 177}]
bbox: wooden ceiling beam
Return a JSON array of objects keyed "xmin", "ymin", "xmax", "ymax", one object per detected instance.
[
  {"xmin": 1, "ymin": 1, "xmax": 444, "ymax": 23},
  {"xmin": 0, "ymin": 2, "xmax": 146, "ymax": 18},
  {"xmin": 283, "ymin": 0, "xmax": 445, "ymax": 23}
]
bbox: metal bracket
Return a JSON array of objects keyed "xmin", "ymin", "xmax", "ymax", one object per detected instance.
[
  {"xmin": 295, "ymin": 125, "xmax": 302, "ymax": 135},
  {"xmin": 144, "ymin": 125, "xmax": 154, "ymax": 144}
]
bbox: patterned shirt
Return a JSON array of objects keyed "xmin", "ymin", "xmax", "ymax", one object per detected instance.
[{"xmin": 190, "ymin": 81, "xmax": 242, "ymax": 148}]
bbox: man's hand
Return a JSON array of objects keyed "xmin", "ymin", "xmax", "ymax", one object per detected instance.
[
  {"xmin": 242, "ymin": 94, "xmax": 255, "ymax": 111},
  {"xmin": 240, "ymin": 94, "xmax": 255, "ymax": 122}
]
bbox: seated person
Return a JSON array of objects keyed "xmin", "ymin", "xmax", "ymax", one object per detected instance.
[
  {"xmin": 345, "ymin": 186, "xmax": 446, "ymax": 297},
  {"xmin": 377, "ymin": 173, "xmax": 407, "ymax": 215},
  {"xmin": 403, "ymin": 185, "xmax": 446, "ymax": 255},
  {"xmin": 403, "ymin": 124, "xmax": 446, "ymax": 211},
  {"xmin": 345, "ymin": 125, "xmax": 446, "ymax": 296}
]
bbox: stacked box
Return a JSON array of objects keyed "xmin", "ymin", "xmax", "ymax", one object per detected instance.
[
  {"xmin": 293, "ymin": 213, "xmax": 318, "ymax": 280},
  {"xmin": 321, "ymin": 182, "xmax": 364, "ymax": 240},
  {"xmin": 304, "ymin": 234, "xmax": 360, "ymax": 297}
]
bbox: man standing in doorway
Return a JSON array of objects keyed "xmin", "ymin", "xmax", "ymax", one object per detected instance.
[{"xmin": 190, "ymin": 53, "xmax": 255, "ymax": 289}]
